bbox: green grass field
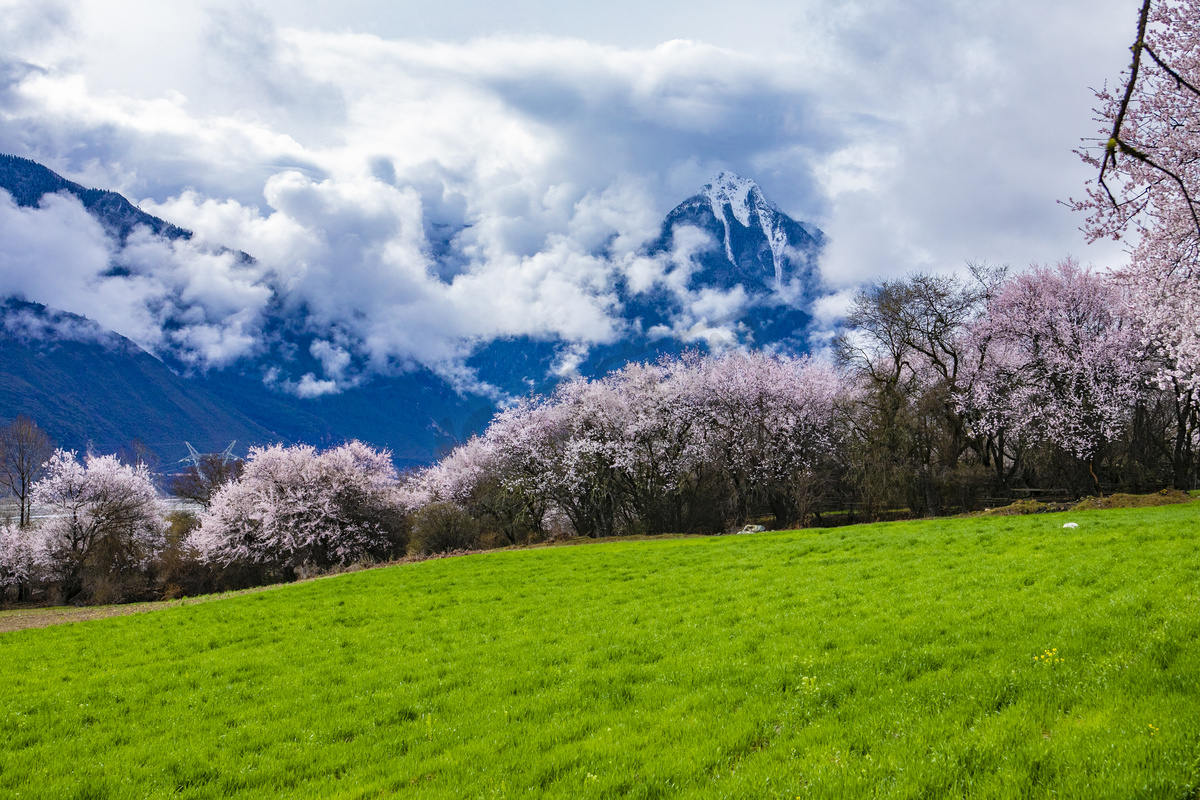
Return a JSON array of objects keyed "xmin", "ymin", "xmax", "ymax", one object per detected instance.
[{"xmin": 2, "ymin": 504, "xmax": 1199, "ymax": 799}]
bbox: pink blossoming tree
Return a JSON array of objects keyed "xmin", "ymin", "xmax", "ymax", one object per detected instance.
[
  {"xmin": 960, "ymin": 259, "xmax": 1146, "ymax": 491},
  {"xmin": 1073, "ymin": 0, "xmax": 1200, "ymax": 485},
  {"xmin": 191, "ymin": 441, "xmax": 407, "ymax": 574},
  {"xmin": 31, "ymin": 450, "xmax": 167, "ymax": 601}
]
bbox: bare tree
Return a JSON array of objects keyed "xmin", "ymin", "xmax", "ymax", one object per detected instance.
[
  {"xmin": 117, "ymin": 438, "xmax": 161, "ymax": 472},
  {"xmin": 168, "ymin": 453, "xmax": 244, "ymax": 509},
  {"xmin": 0, "ymin": 416, "xmax": 55, "ymax": 527},
  {"xmin": 833, "ymin": 268, "xmax": 1002, "ymax": 514}
]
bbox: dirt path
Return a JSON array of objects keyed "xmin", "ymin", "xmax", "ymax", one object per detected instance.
[{"xmin": 0, "ymin": 586, "xmax": 280, "ymax": 633}]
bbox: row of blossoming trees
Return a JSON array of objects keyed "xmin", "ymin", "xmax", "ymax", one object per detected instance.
[
  {"xmin": 1, "ymin": 257, "xmax": 1196, "ymax": 605},
  {"xmin": 0, "ymin": 442, "xmax": 410, "ymax": 605},
  {"xmin": 402, "ymin": 350, "xmax": 844, "ymax": 541},
  {"xmin": 407, "ymin": 258, "xmax": 1195, "ymax": 539}
]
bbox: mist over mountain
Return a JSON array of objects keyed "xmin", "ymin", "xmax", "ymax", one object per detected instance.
[
  {"xmin": 0, "ymin": 299, "xmax": 276, "ymax": 461},
  {"xmin": 0, "ymin": 155, "xmax": 192, "ymax": 245},
  {"xmin": 468, "ymin": 171, "xmax": 824, "ymax": 395},
  {"xmin": 0, "ymin": 155, "xmax": 824, "ymax": 464}
]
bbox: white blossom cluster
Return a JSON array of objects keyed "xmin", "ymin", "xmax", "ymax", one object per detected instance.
[
  {"xmin": 31, "ymin": 450, "xmax": 167, "ymax": 579},
  {"xmin": 403, "ymin": 351, "xmax": 848, "ymax": 536},
  {"xmin": 0, "ymin": 523, "xmax": 46, "ymax": 590},
  {"xmin": 0, "ymin": 450, "xmax": 167, "ymax": 599},
  {"xmin": 189, "ymin": 440, "xmax": 406, "ymax": 570}
]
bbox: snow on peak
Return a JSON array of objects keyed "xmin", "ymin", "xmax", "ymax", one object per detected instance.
[
  {"xmin": 701, "ymin": 171, "xmax": 777, "ymax": 229},
  {"xmin": 699, "ymin": 171, "xmax": 791, "ymax": 286}
]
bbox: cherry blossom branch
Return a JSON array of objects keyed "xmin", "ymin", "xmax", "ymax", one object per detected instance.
[
  {"xmin": 1099, "ymin": 0, "xmax": 1200, "ymax": 234},
  {"xmin": 1143, "ymin": 43, "xmax": 1200, "ymax": 96}
]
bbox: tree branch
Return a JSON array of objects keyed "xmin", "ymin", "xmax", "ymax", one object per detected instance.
[
  {"xmin": 1143, "ymin": 43, "xmax": 1200, "ymax": 96},
  {"xmin": 1099, "ymin": 0, "xmax": 1200, "ymax": 235},
  {"xmin": 1100, "ymin": 0, "xmax": 1154, "ymax": 179}
]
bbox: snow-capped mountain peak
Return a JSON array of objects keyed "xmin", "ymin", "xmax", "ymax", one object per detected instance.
[
  {"xmin": 701, "ymin": 170, "xmax": 777, "ymax": 229},
  {"xmin": 697, "ymin": 171, "xmax": 805, "ymax": 287}
]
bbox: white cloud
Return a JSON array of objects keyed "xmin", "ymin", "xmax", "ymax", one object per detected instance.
[
  {"xmin": 0, "ymin": 191, "xmax": 112, "ymax": 301},
  {"xmin": 810, "ymin": 288, "xmax": 858, "ymax": 328},
  {"xmin": 291, "ymin": 373, "xmax": 340, "ymax": 398},
  {"xmin": 310, "ymin": 340, "xmax": 352, "ymax": 382},
  {"xmin": 1, "ymin": 303, "xmax": 116, "ymax": 347},
  {"xmin": 0, "ymin": 189, "xmax": 273, "ymax": 365},
  {"xmin": 0, "ymin": 0, "xmax": 1141, "ymax": 391}
]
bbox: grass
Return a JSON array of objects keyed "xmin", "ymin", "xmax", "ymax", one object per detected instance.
[{"xmin": 2, "ymin": 503, "xmax": 1200, "ymax": 798}]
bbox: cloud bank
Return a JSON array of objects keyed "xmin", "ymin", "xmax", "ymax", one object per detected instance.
[{"xmin": 0, "ymin": 0, "xmax": 1136, "ymax": 392}]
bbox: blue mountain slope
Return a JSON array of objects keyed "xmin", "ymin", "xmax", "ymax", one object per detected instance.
[
  {"xmin": 0, "ymin": 297, "xmax": 491, "ymax": 468},
  {"xmin": 0, "ymin": 300, "xmax": 278, "ymax": 462},
  {"xmin": 195, "ymin": 368, "xmax": 493, "ymax": 468},
  {"xmin": 0, "ymin": 154, "xmax": 191, "ymax": 244}
]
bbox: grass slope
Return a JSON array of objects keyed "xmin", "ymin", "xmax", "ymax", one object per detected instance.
[{"xmin": 2, "ymin": 505, "xmax": 1199, "ymax": 799}]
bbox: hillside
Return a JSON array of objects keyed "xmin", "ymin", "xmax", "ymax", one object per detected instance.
[
  {"xmin": 0, "ymin": 300, "xmax": 493, "ymax": 466},
  {"xmin": 0, "ymin": 154, "xmax": 192, "ymax": 244},
  {"xmin": 2, "ymin": 504, "xmax": 1198, "ymax": 797},
  {"xmin": 0, "ymin": 301, "xmax": 279, "ymax": 461}
]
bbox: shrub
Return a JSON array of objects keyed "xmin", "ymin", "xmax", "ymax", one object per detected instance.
[
  {"xmin": 153, "ymin": 511, "xmax": 216, "ymax": 600},
  {"xmin": 1070, "ymin": 489, "xmax": 1195, "ymax": 511},
  {"xmin": 409, "ymin": 503, "xmax": 481, "ymax": 555}
]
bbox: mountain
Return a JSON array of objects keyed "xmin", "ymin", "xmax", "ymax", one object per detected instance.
[
  {"xmin": 0, "ymin": 156, "xmax": 823, "ymax": 466},
  {"xmin": 635, "ymin": 170, "xmax": 822, "ymax": 346},
  {"xmin": 0, "ymin": 156, "xmax": 493, "ymax": 467},
  {"xmin": 469, "ymin": 171, "xmax": 824, "ymax": 395},
  {"xmin": 0, "ymin": 154, "xmax": 191, "ymax": 244},
  {"xmin": 0, "ymin": 300, "xmax": 277, "ymax": 462},
  {"xmin": 660, "ymin": 170, "xmax": 823, "ymax": 291}
]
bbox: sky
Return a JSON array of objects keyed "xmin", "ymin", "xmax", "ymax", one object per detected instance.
[{"xmin": 0, "ymin": 0, "xmax": 1138, "ymax": 393}]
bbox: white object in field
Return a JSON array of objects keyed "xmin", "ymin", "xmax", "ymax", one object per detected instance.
[
  {"xmin": 1062, "ymin": 522, "xmax": 1079, "ymax": 529},
  {"xmin": 739, "ymin": 524, "xmax": 766, "ymax": 534}
]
